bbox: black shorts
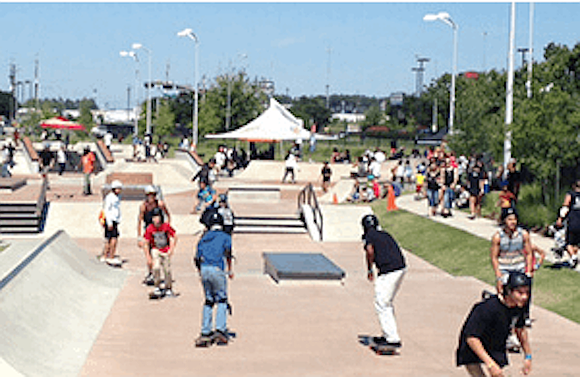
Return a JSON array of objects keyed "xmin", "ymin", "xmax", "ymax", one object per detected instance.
[
  {"xmin": 105, "ymin": 221, "xmax": 120, "ymax": 239},
  {"xmin": 565, "ymin": 229, "xmax": 580, "ymax": 246}
]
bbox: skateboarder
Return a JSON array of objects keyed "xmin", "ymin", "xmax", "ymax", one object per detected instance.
[
  {"xmin": 361, "ymin": 214, "xmax": 406, "ymax": 350},
  {"xmin": 217, "ymin": 194, "xmax": 235, "ymax": 235},
  {"xmin": 194, "ymin": 212, "xmax": 234, "ymax": 346},
  {"xmin": 143, "ymin": 208, "xmax": 177, "ymax": 298},
  {"xmin": 456, "ymin": 271, "xmax": 533, "ymax": 376},
  {"xmin": 556, "ymin": 180, "xmax": 580, "ymax": 269},
  {"xmin": 102, "ymin": 180, "xmax": 123, "ymax": 267},
  {"xmin": 137, "ymin": 185, "xmax": 171, "ymax": 285}
]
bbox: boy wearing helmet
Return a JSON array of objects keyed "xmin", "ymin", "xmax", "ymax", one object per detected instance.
[
  {"xmin": 102, "ymin": 180, "xmax": 123, "ymax": 267},
  {"xmin": 138, "ymin": 185, "xmax": 171, "ymax": 285},
  {"xmin": 456, "ymin": 272, "xmax": 533, "ymax": 376},
  {"xmin": 217, "ymin": 194, "xmax": 235, "ymax": 235},
  {"xmin": 144, "ymin": 207, "xmax": 177, "ymax": 299},
  {"xmin": 361, "ymin": 214, "xmax": 406, "ymax": 349},
  {"xmin": 194, "ymin": 212, "xmax": 234, "ymax": 347}
]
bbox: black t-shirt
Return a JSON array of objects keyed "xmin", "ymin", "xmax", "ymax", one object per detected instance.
[
  {"xmin": 321, "ymin": 166, "xmax": 332, "ymax": 181},
  {"xmin": 40, "ymin": 150, "xmax": 53, "ymax": 167},
  {"xmin": 364, "ymin": 228, "xmax": 406, "ymax": 274},
  {"xmin": 426, "ymin": 171, "xmax": 440, "ymax": 191},
  {"xmin": 456, "ymin": 295, "xmax": 525, "ymax": 367},
  {"xmin": 468, "ymin": 170, "xmax": 482, "ymax": 194},
  {"xmin": 507, "ymin": 170, "xmax": 520, "ymax": 194},
  {"xmin": 567, "ymin": 191, "xmax": 580, "ymax": 232}
]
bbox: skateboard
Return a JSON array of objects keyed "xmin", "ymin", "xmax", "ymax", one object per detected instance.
[
  {"xmin": 369, "ymin": 339, "xmax": 399, "ymax": 355},
  {"xmin": 148, "ymin": 289, "xmax": 180, "ymax": 300}
]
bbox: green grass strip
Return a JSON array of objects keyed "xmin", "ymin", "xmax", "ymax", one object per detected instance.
[{"xmin": 371, "ymin": 200, "xmax": 580, "ymax": 324}]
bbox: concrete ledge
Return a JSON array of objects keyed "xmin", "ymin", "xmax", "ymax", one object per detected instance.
[
  {"xmin": 229, "ymin": 186, "xmax": 281, "ymax": 202},
  {"xmin": 263, "ymin": 252, "xmax": 346, "ymax": 283}
]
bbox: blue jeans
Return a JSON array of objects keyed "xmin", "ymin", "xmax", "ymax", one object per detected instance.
[
  {"xmin": 427, "ymin": 189, "xmax": 439, "ymax": 207},
  {"xmin": 444, "ymin": 187, "xmax": 455, "ymax": 209},
  {"xmin": 200, "ymin": 265, "xmax": 228, "ymax": 335}
]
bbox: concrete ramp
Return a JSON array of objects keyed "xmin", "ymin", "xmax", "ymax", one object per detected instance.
[
  {"xmin": 0, "ymin": 231, "xmax": 127, "ymax": 377},
  {"xmin": 320, "ymin": 204, "xmax": 373, "ymax": 242}
]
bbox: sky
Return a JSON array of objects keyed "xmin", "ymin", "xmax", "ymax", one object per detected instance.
[{"xmin": 1, "ymin": 1, "xmax": 579, "ymax": 110}]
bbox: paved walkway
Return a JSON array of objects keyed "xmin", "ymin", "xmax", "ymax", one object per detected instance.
[
  {"xmin": 395, "ymin": 194, "xmax": 576, "ymax": 269},
  {"xmin": 3, "ymin": 144, "xmax": 580, "ymax": 376}
]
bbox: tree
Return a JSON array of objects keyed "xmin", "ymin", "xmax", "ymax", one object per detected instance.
[
  {"xmin": 291, "ymin": 96, "xmax": 331, "ymax": 129},
  {"xmin": 154, "ymin": 99, "xmax": 176, "ymax": 137},
  {"xmin": 0, "ymin": 91, "xmax": 13, "ymax": 119},
  {"xmin": 78, "ymin": 99, "xmax": 94, "ymax": 129},
  {"xmin": 361, "ymin": 105, "xmax": 385, "ymax": 131}
]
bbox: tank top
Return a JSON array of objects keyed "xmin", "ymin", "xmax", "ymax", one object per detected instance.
[
  {"xmin": 567, "ymin": 191, "xmax": 580, "ymax": 232},
  {"xmin": 498, "ymin": 227, "xmax": 526, "ymax": 271},
  {"xmin": 444, "ymin": 169, "xmax": 454, "ymax": 186},
  {"xmin": 143, "ymin": 199, "xmax": 160, "ymax": 228}
]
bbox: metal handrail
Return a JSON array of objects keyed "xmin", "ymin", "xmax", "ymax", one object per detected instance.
[{"xmin": 297, "ymin": 183, "xmax": 323, "ymax": 241}]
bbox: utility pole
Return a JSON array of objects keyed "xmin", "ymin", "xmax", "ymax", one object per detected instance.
[
  {"xmin": 34, "ymin": 58, "xmax": 40, "ymax": 111},
  {"xmin": 127, "ymin": 85, "xmax": 131, "ymax": 123},
  {"xmin": 412, "ymin": 56, "xmax": 430, "ymax": 95},
  {"xmin": 9, "ymin": 63, "xmax": 16, "ymax": 124},
  {"xmin": 326, "ymin": 47, "xmax": 332, "ymax": 109},
  {"xmin": 517, "ymin": 47, "xmax": 529, "ymax": 68}
]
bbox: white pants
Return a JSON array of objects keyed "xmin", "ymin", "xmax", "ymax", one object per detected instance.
[{"xmin": 375, "ymin": 268, "xmax": 406, "ymax": 342}]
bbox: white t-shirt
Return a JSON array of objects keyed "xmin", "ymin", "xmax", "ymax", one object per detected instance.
[
  {"xmin": 57, "ymin": 149, "xmax": 67, "ymax": 164},
  {"xmin": 374, "ymin": 151, "xmax": 386, "ymax": 163},
  {"xmin": 104, "ymin": 133, "xmax": 113, "ymax": 147},
  {"xmin": 369, "ymin": 161, "xmax": 381, "ymax": 178}
]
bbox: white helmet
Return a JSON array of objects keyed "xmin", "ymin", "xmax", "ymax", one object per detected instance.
[
  {"xmin": 111, "ymin": 180, "xmax": 123, "ymax": 189},
  {"xmin": 144, "ymin": 185, "xmax": 157, "ymax": 195}
]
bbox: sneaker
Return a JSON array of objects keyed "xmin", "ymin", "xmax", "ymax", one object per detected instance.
[
  {"xmin": 385, "ymin": 340, "xmax": 402, "ymax": 348},
  {"xmin": 195, "ymin": 333, "xmax": 213, "ymax": 347},
  {"xmin": 149, "ymin": 287, "xmax": 164, "ymax": 299},
  {"xmin": 96, "ymin": 254, "xmax": 106, "ymax": 262},
  {"xmin": 213, "ymin": 330, "xmax": 229, "ymax": 345},
  {"xmin": 143, "ymin": 273, "xmax": 155, "ymax": 286},
  {"xmin": 164, "ymin": 289, "xmax": 175, "ymax": 297},
  {"xmin": 372, "ymin": 336, "xmax": 387, "ymax": 345},
  {"xmin": 524, "ymin": 318, "xmax": 533, "ymax": 328}
]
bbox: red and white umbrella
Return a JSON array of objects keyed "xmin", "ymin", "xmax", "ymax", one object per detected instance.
[{"xmin": 40, "ymin": 116, "xmax": 86, "ymax": 131}]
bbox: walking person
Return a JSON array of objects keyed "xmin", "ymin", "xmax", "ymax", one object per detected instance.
[
  {"xmin": 56, "ymin": 144, "xmax": 67, "ymax": 175},
  {"xmin": 468, "ymin": 164, "xmax": 485, "ymax": 220},
  {"xmin": 425, "ymin": 163, "xmax": 441, "ymax": 217},
  {"xmin": 194, "ymin": 212, "xmax": 234, "ymax": 347},
  {"xmin": 441, "ymin": 157, "xmax": 458, "ymax": 217},
  {"xmin": 102, "ymin": 180, "xmax": 123, "ymax": 267},
  {"xmin": 556, "ymin": 180, "xmax": 580, "ymax": 269},
  {"xmin": 79, "ymin": 147, "xmax": 96, "ymax": 195},
  {"xmin": 39, "ymin": 144, "xmax": 54, "ymax": 189},
  {"xmin": 217, "ymin": 194, "xmax": 235, "ymax": 235},
  {"xmin": 144, "ymin": 208, "xmax": 177, "ymax": 299},
  {"xmin": 456, "ymin": 271, "xmax": 533, "ymax": 377},
  {"xmin": 362, "ymin": 214, "xmax": 406, "ymax": 350},
  {"xmin": 321, "ymin": 161, "xmax": 332, "ymax": 193},
  {"xmin": 137, "ymin": 185, "xmax": 171, "ymax": 285}
]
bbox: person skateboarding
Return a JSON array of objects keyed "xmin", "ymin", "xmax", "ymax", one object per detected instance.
[
  {"xmin": 361, "ymin": 214, "xmax": 406, "ymax": 350},
  {"xmin": 102, "ymin": 180, "xmax": 123, "ymax": 267},
  {"xmin": 456, "ymin": 271, "xmax": 533, "ymax": 377},
  {"xmin": 143, "ymin": 207, "xmax": 177, "ymax": 299},
  {"xmin": 194, "ymin": 212, "xmax": 234, "ymax": 347},
  {"xmin": 137, "ymin": 185, "xmax": 171, "ymax": 285}
]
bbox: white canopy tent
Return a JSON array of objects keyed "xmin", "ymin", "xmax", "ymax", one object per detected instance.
[{"xmin": 205, "ymin": 98, "xmax": 311, "ymax": 142}]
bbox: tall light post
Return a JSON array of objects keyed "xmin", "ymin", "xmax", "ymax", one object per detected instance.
[
  {"xmin": 504, "ymin": 2, "xmax": 516, "ymax": 169},
  {"xmin": 132, "ymin": 43, "xmax": 152, "ymax": 135},
  {"xmin": 177, "ymin": 28, "xmax": 199, "ymax": 148},
  {"xmin": 120, "ymin": 50, "xmax": 140, "ymax": 136},
  {"xmin": 424, "ymin": 11, "xmax": 459, "ymax": 135}
]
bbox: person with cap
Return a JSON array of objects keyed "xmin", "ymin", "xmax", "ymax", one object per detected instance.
[
  {"xmin": 361, "ymin": 213, "xmax": 406, "ymax": 349},
  {"xmin": 102, "ymin": 180, "xmax": 123, "ymax": 267},
  {"xmin": 217, "ymin": 194, "xmax": 235, "ymax": 235},
  {"xmin": 320, "ymin": 161, "xmax": 332, "ymax": 193},
  {"xmin": 490, "ymin": 207, "xmax": 534, "ymax": 348},
  {"xmin": 456, "ymin": 271, "xmax": 533, "ymax": 376},
  {"xmin": 194, "ymin": 212, "xmax": 234, "ymax": 347},
  {"xmin": 143, "ymin": 207, "xmax": 177, "ymax": 299},
  {"xmin": 137, "ymin": 185, "xmax": 171, "ymax": 285},
  {"xmin": 556, "ymin": 179, "xmax": 580, "ymax": 269}
]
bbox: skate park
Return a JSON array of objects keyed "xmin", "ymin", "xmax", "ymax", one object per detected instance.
[{"xmin": 1, "ymin": 142, "xmax": 580, "ymax": 377}]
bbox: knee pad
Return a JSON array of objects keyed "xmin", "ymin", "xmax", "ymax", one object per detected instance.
[
  {"xmin": 204, "ymin": 299, "xmax": 215, "ymax": 307},
  {"xmin": 217, "ymin": 298, "xmax": 228, "ymax": 304}
]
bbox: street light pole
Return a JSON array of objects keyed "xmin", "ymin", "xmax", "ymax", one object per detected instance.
[
  {"xmin": 178, "ymin": 28, "xmax": 199, "ymax": 148},
  {"xmin": 120, "ymin": 50, "xmax": 140, "ymax": 136},
  {"xmin": 504, "ymin": 2, "xmax": 516, "ymax": 168},
  {"xmin": 424, "ymin": 11, "xmax": 459, "ymax": 135},
  {"xmin": 132, "ymin": 43, "xmax": 152, "ymax": 135}
]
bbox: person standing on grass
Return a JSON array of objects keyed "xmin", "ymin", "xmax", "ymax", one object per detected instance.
[
  {"xmin": 556, "ymin": 179, "xmax": 580, "ymax": 269},
  {"xmin": 456, "ymin": 271, "xmax": 533, "ymax": 377},
  {"xmin": 102, "ymin": 180, "xmax": 123, "ymax": 267},
  {"xmin": 362, "ymin": 214, "xmax": 406, "ymax": 350}
]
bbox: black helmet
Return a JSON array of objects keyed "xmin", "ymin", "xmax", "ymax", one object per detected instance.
[
  {"xmin": 219, "ymin": 194, "xmax": 228, "ymax": 203},
  {"xmin": 208, "ymin": 212, "xmax": 224, "ymax": 227},
  {"xmin": 504, "ymin": 271, "xmax": 531, "ymax": 294},
  {"xmin": 361, "ymin": 214, "xmax": 379, "ymax": 232}
]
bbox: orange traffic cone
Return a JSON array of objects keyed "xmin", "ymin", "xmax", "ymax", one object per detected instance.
[
  {"xmin": 333, "ymin": 193, "xmax": 338, "ymax": 204},
  {"xmin": 387, "ymin": 185, "xmax": 398, "ymax": 211}
]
